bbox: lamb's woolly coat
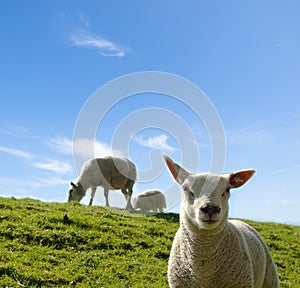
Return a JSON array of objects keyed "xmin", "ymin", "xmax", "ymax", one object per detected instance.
[
  {"xmin": 68, "ymin": 156, "xmax": 136, "ymax": 209},
  {"xmin": 164, "ymin": 155, "xmax": 279, "ymax": 288},
  {"xmin": 132, "ymin": 190, "xmax": 166, "ymax": 212}
]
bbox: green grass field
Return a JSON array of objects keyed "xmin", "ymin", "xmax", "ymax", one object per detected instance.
[{"xmin": 0, "ymin": 197, "xmax": 299, "ymax": 287}]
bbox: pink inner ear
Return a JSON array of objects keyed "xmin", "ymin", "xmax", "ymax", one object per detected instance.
[
  {"xmin": 165, "ymin": 158, "xmax": 179, "ymax": 180},
  {"xmin": 229, "ymin": 170, "xmax": 255, "ymax": 188}
]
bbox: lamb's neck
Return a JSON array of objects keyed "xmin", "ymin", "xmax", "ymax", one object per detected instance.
[
  {"xmin": 77, "ymin": 174, "xmax": 104, "ymax": 191},
  {"xmin": 179, "ymin": 221, "xmax": 233, "ymax": 284},
  {"xmin": 76, "ymin": 178, "xmax": 91, "ymax": 191},
  {"xmin": 181, "ymin": 217, "xmax": 229, "ymax": 257}
]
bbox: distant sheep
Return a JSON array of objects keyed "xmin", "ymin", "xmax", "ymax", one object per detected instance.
[
  {"xmin": 132, "ymin": 190, "xmax": 166, "ymax": 212},
  {"xmin": 164, "ymin": 155, "xmax": 279, "ymax": 288},
  {"xmin": 68, "ymin": 156, "xmax": 136, "ymax": 210}
]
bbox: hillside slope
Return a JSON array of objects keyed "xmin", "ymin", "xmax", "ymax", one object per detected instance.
[{"xmin": 0, "ymin": 197, "xmax": 299, "ymax": 287}]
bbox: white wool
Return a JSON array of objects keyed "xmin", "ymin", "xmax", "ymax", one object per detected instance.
[
  {"xmin": 164, "ymin": 155, "xmax": 279, "ymax": 288},
  {"xmin": 68, "ymin": 156, "xmax": 136, "ymax": 209},
  {"xmin": 132, "ymin": 190, "xmax": 166, "ymax": 212}
]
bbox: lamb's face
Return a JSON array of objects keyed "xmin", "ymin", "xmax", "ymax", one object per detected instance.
[
  {"xmin": 163, "ymin": 155, "xmax": 255, "ymax": 231},
  {"xmin": 68, "ymin": 182, "xmax": 85, "ymax": 202},
  {"xmin": 181, "ymin": 174, "xmax": 230, "ymax": 230}
]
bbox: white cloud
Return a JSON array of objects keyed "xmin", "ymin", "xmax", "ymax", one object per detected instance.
[
  {"xmin": 0, "ymin": 146, "xmax": 32, "ymax": 159},
  {"xmin": 33, "ymin": 176, "xmax": 70, "ymax": 187},
  {"xmin": 0, "ymin": 126, "xmax": 29, "ymax": 136},
  {"xmin": 0, "ymin": 176, "xmax": 70, "ymax": 190},
  {"xmin": 70, "ymin": 31, "xmax": 126, "ymax": 57},
  {"xmin": 50, "ymin": 136, "xmax": 73, "ymax": 154},
  {"xmin": 31, "ymin": 159, "xmax": 73, "ymax": 174},
  {"xmin": 73, "ymin": 138, "xmax": 123, "ymax": 158},
  {"xmin": 51, "ymin": 137, "xmax": 123, "ymax": 158},
  {"xmin": 0, "ymin": 144, "xmax": 72, "ymax": 174},
  {"xmin": 135, "ymin": 134, "xmax": 175, "ymax": 152}
]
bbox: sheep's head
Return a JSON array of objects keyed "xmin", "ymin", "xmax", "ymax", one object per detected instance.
[
  {"xmin": 68, "ymin": 182, "xmax": 85, "ymax": 202},
  {"xmin": 164, "ymin": 155, "xmax": 255, "ymax": 231}
]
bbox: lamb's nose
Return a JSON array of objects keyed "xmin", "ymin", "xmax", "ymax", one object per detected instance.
[{"xmin": 200, "ymin": 204, "xmax": 221, "ymax": 217}]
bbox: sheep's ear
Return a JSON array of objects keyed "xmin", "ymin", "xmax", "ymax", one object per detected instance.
[
  {"xmin": 163, "ymin": 155, "xmax": 190, "ymax": 185},
  {"xmin": 70, "ymin": 182, "xmax": 77, "ymax": 188},
  {"xmin": 229, "ymin": 170, "xmax": 256, "ymax": 188}
]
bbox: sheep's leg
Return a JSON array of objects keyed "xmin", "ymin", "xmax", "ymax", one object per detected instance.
[
  {"xmin": 104, "ymin": 188, "xmax": 110, "ymax": 207},
  {"xmin": 126, "ymin": 195, "xmax": 133, "ymax": 210},
  {"xmin": 121, "ymin": 188, "xmax": 133, "ymax": 210},
  {"xmin": 89, "ymin": 187, "xmax": 96, "ymax": 206},
  {"xmin": 124, "ymin": 188, "xmax": 134, "ymax": 210},
  {"xmin": 121, "ymin": 188, "xmax": 128, "ymax": 200}
]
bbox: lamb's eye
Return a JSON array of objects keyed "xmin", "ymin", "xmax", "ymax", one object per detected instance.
[
  {"xmin": 183, "ymin": 186, "xmax": 191, "ymax": 193},
  {"xmin": 189, "ymin": 191, "xmax": 195, "ymax": 201},
  {"xmin": 183, "ymin": 186, "xmax": 194, "ymax": 201},
  {"xmin": 222, "ymin": 188, "xmax": 230, "ymax": 196}
]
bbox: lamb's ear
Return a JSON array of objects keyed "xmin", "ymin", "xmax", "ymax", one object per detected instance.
[
  {"xmin": 70, "ymin": 182, "xmax": 77, "ymax": 188},
  {"xmin": 163, "ymin": 155, "xmax": 190, "ymax": 185},
  {"xmin": 229, "ymin": 170, "xmax": 256, "ymax": 188}
]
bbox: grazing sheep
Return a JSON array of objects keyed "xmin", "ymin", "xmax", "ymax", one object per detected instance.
[
  {"xmin": 68, "ymin": 156, "xmax": 136, "ymax": 210},
  {"xmin": 132, "ymin": 190, "xmax": 166, "ymax": 212},
  {"xmin": 163, "ymin": 155, "xmax": 279, "ymax": 288}
]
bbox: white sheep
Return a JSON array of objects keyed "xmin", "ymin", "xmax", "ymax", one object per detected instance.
[
  {"xmin": 132, "ymin": 190, "xmax": 166, "ymax": 212},
  {"xmin": 164, "ymin": 155, "xmax": 279, "ymax": 288},
  {"xmin": 68, "ymin": 156, "xmax": 136, "ymax": 210}
]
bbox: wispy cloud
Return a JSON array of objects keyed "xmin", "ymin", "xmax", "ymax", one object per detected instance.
[
  {"xmin": 50, "ymin": 136, "xmax": 73, "ymax": 154},
  {"xmin": 267, "ymin": 164, "xmax": 300, "ymax": 176},
  {"xmin": 74, "ymin": 138, "xmax": 123, "ymax": 158},
  {"xmin": 50, "ymin": 136, "xmax": 123, "ymax": 158},
  {"xmin": 0, "ymin": 176, "xmax": 70, "ymax": 188},
  {"xmin": 226, "ymin": 126, "xmax": 272, "ymax": 147},
  {"xmin": 0, "ymin": 126, "xmax": 29, "ymax": 136},
  {"xmin": 70, "ymin": 31, "xmax": 126, "ymax": 57},
  {"xmin": 31, "ymin": 159, "xmax": 73, "ymax": 174},
  {"xmin": 32, "ymin": 176, "xmax": 70, "ymax": 187},
  {"xmin": 135, "ymin": 134, "xmax": 175, "ymax": 152},
  {"xmin": 0, "ymin": 146, "xmax": 32, "ymax": 159},
  {"xmin": 0, "ymin": 144, "xmax": 72, "ymax": 174},
  {"xmin": 78, "ymin": 12, "xmax": 90, "ymax": 28}
]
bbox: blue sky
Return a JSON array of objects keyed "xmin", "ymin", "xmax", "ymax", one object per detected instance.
[{"xmin": 0, "ymin": 1, "xmax": 300, "ymax": 224}]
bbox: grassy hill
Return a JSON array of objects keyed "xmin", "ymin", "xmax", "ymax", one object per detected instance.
[{"xmin": 0, "ymin": 197, "xmax": 299, "ymax": 287}]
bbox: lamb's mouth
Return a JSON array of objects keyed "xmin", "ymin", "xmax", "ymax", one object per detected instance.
[{"xmin": 203, "ymin": 219, "xmax": 218, "ymax": 224}]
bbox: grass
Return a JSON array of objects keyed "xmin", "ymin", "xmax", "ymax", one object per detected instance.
[{"xmin": 0, "ymin": 197, "xmax": 299, "ymax": 287}]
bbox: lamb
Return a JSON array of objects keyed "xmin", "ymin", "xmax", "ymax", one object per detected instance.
[
  {"xmin": 132, "ymin": 190, "xmax": 166, "ymax": 212},
  {"xmin": 68, "ymin": 156, "xmax": 137, "ymax": 210},
  {"xmin": 163, "ymin": 155, "xmax": 279, "ymax": 288}
]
